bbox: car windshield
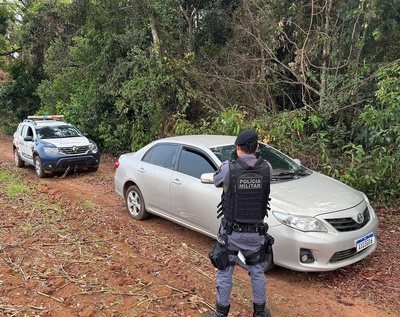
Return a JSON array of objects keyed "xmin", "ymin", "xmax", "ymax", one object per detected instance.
[
  {"xmin": 210, "ymin": 143, "xmax": 311, "ymax": 178},
  {"xmin": 36, "ymin": 125, "xmax": 83, "ymax": 139}
]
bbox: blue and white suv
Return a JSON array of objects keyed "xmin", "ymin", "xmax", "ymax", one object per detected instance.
[{"xmin": 13, "ymin": 115, "xmax": 100, "ymax": 178}]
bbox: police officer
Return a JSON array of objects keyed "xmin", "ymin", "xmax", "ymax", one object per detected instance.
[{"xmin": 205, "ymin": 129, "xmax": 272, "ymax": 317}]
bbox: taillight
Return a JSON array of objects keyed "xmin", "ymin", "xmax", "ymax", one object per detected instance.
[{"xmin": 114, "ymin": 161, "xmax": 120, "ymax": 169}]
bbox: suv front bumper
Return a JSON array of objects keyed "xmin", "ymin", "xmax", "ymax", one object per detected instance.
[{"xmin": 41, "ymin": 153, "xmax": 100, "ymax": 172}]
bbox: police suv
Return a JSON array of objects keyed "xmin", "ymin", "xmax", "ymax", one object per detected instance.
[{"xmin": 13, "ymin": 115, "xmax": 100, "ymax": 178}]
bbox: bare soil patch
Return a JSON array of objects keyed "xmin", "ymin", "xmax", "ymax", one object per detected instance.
[{"xmin": 0, "ymin": 134, "xmax": 399, "ymax": 317}]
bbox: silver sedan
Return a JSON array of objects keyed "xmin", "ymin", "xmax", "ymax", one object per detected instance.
[{"xmin": 114, "ymin": 135, "xmax": 378, "ymax": 272}]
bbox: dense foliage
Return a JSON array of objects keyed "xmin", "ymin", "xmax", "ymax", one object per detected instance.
[{"xmin": 0, "ymin": 0, "xmax": 399, "ymax": 204}]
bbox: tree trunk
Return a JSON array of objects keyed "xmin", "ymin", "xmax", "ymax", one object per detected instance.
[
  {"xmin": 319, "ymin": 0, "xmax": 333, "ymax": 111},
  {"xmin": 147, "ymin": 0, "xmax": 161, "ymax": 57},
  {"xmin": 179, "ymin": 5, "xmax": 196, "ymax": 52}
]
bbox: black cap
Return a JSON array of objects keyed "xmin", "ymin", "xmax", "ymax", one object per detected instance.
[{"xmin": 234, "ymin": 129, "xmax": 258, "ymax": 145}]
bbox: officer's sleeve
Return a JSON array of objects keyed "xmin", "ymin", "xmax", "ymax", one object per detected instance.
[{"xmin": 213, "ymin": 161, "xmax": 229, "ymax": 188}]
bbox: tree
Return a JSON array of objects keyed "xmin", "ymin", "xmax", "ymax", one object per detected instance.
[
  {"xmin": 1, "ymin": 0, "xmax": 75, "ymax": 124},
  {"xmin": 0, "ymin": 1, "xmax": 21, "ymax": 58},
  {"xmin": 36, "ymin": 0, "xmax": 200, "ymax": 153},
  {"xmin": 193, "ymin": 0, "xmax": 400, "ymax": 120}
]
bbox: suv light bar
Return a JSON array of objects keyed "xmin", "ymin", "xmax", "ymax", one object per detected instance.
[{"xmin": 27, "ymin": 115, "xmax": 65, "ymax": 121}]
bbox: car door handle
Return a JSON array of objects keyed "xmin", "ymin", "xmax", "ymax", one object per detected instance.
[
  {"xmin": 138, "ymin": 168, "xmax": 145, "ymax": 173},
  {"xmin": 172, "ymin": 178, "xmax": 181, "ymax": 185}
]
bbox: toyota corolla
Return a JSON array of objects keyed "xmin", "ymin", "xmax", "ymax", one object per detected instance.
[{"xmin": 114, "ymin": 135, "xmax": 378, "ymax": 272}]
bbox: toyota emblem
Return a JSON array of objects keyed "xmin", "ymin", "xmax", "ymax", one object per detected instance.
[
  {"xmin": 73, "ymin": 146, "xmax": 77, "ymax": 153},
  {"xmin": 356, "ymin": 213, "xmax": 364, "ymax": 224}
]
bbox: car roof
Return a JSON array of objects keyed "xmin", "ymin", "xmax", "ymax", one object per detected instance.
[{"xmin": 156, "ymin": 135, "xmax": 236, "ymax": 148}]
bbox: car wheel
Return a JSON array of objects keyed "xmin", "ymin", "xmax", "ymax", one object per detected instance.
[
  {"xmin": 125, "ymin": 185, "xmax": 150, "ymax": 220},
  {"xmin": 87, "ymin": 165, "xmax": 99, "ymax": 172},
  {"xmin": 34, "ymin": 156, "xmax": 47, "ymax": 178},
  {"xmin": 236, "ymin": 249, "xmax": 275, "ymax": 272},
  {"xmin": 14, "ymin": 149, "xmax": 25, "ymax": 167}
]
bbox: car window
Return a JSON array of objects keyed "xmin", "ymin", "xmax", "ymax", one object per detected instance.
[
  {"xmin": 21, "ymin": 125, "xmax": 28, "ymax": 138},
  {"xmin": 257, "ymin": 144, "xmax": 297, "ymax": 171},
  {"xmin": 177, "ymin": 148, "xmax": 216, "ymax": 178},
  {"xmin": 36, "ymin": 125, "xmax": 83, "ymax": 139},
  {"xmin": 142, "ymin": 144, "xmax": 178, "ymax": 169},
  {"xmin": 26, "ymin": 126, "xmax": 34, "ymax": 138},
  {"xmin": 210, "ymin": 143, "xmax": 305, "ymax": 176},
  {"xmin": 20, "ymin": 125, "xmax": 34, "ymax": 138}
]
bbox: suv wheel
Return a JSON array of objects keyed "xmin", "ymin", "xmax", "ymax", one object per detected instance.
[
  {"xmin": 87, "ymin": 165, "xmax": 99, "ymax": 172},
  {"xmin": 34, "ymin": 156, "xmax": 47, "ymax": 178},
  {"xmin": 14, "ymin": 149, "xmax": 25, "ymax": 167}
]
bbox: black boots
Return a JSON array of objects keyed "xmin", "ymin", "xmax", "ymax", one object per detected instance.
[
  {"xmin": 204, "ymin": 302, "xmax": 230, "ymax": 317},
  {"xmin": 253, "ymin": 302, "xmax": 271, "ymax": 317},
  {"xmin": 204, "ymin": 302, "xmax": 270, "ymax": 317}
]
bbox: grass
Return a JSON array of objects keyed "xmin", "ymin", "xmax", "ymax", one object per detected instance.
[{"xmin": 0, "ymin": 170, "xmax": 28, "ymax": 197}]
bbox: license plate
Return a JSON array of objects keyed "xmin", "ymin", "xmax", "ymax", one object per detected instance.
[{"xmin": 356, "ymin": 232, "xmax": 375, "ymax": 252}]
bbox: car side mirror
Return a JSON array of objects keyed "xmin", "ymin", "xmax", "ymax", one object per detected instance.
[
  {"xmin": 293, "ymin": 158, "xmax": 301, "ymax": 165},
  {"xmin": 200, "ymin": 172, "xmax": 214, "ymax": 184},
  {"xmin": 24, "ymin": 136, "xmax": 33, "ymax": 142}
]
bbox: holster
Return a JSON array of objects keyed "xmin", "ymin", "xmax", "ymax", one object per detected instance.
[
  {"xmin": 245, "ymin": 227, "xmax": 274, "ymax": 266},
  {"xmin": 208, "ymin": 233, "xmax": 237, "ymax": 270},
  {"xmin": 259, "ymin": 233, "xmax": 275, "ymax": 263}
]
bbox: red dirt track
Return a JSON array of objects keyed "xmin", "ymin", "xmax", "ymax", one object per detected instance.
[{"xmin": 0, "ymin": 134, "xmax": 399, "ymax": 317}]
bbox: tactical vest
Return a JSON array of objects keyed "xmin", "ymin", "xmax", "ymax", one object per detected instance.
[{"xmin": 222, "ymin": 157, "xmax": 271, "ymax": 224}]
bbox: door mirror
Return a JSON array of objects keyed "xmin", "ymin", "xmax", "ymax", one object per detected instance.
[{"xmin": 200, "ymin": 172, "xmax": 214, "ymax": 184}]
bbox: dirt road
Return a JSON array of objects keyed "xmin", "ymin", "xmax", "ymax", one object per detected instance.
[{"xmin": 0, "ymin": 134, "xmax": 398, "ymax": 317}]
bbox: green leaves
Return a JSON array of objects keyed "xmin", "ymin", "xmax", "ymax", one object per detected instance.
[
  {"xmin": 360, "ymin": 63, "xmax": 400, "ymax": 146},
  {"xmin": 1, "ymin": 0, "xmax": 399, "ymax": 204}
]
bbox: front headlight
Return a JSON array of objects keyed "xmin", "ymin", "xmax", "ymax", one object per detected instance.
[
  {"xmin": 89, "ymin": 141, "xmax": 98, "ymax": 153},
  {"xmin": 273, "ymin": 211, "xmax": 328, "ymax": 232},
  {"xmin": 361, "ymin": 192, "xmax": 370, "ymax": 205},
  {"xmin": 44, "ymin": 147, "xmax": 59, "ymax": 154}
]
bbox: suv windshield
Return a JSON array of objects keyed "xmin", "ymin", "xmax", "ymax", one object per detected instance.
[
  {"xmin": 210, "ymin": 143, "xmax": 311, "ymax": 178},
  {"xmin": 36, "ymin": 125, "xmax": 83, "ymax": 139}
]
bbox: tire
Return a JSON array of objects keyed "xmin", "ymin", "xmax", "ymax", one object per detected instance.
[
  {"xmin": 14, "ymin": 149, "xmax": 25, "ymax": 167},
  {"xmin": 125, "ymin": 185, "xmax": 150, "ymax": 220},
  {"xmin": 237, "ymin": 249, "xmax": 275, "ymax": 272},
  {"xmin": 34, "ymin": 156, "xmax": 47, "ymax": 178},
  {"xmin": 87, "ymin": 165, "xmax": 99, "ymax": 172}
]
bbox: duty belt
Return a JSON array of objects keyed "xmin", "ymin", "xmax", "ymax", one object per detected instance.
[{"xmin": 221, "ymin": 218, "xmax": 261, "ymax": 234}]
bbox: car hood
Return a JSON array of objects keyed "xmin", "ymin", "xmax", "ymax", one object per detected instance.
[
  {"xmin": 41, "ymin": 137, "xmax": 89, "ymax": 147},
  {"xmin": 271, "ymin": 172, "xmax": 364, "ymax": 216}
]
